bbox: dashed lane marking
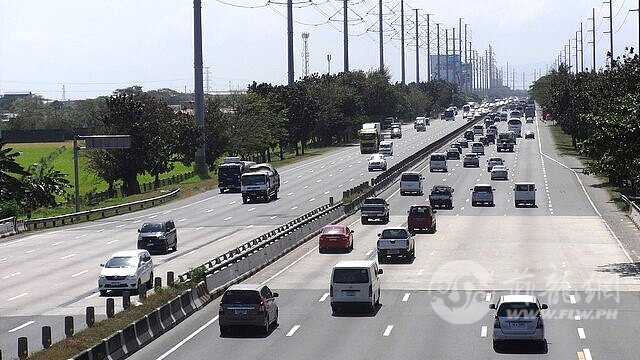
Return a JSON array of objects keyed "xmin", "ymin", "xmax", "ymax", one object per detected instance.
[
  {"xmin": 402, "ymin": 293, "xmax": 411, "ymax": 302},
  {"xmin": 577, "ymin": 327, "xmax": 586, "ymax": 339},
  {"xmin": 383, "ymin": 325, "xmax": 394, "ymax": 337},
  {"xmin": 319, "ymin": 293, "xmax": 330, "ymax": 302},
  {"xmin": 481, "ymin": 326, "xmax": 488, "ymax": 337},
  {"xmin": 71, "ymin": 270, "xmax": 88, "ymax": 278},
  {"xmin": 7, "ymin": 293, "xmax": 28, "ymax": 301},
  {"xmin": 286, "ymin": 325, "xmax": 301, "ymax": 337}
]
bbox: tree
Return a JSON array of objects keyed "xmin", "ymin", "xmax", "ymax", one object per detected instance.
[
  {"xmin": 0, "ymin": 140, "xmax": 28, "ymax": 201},
  {"xmin": 21, "ymin": 153, "xmax": 70, "ymax": 214}
]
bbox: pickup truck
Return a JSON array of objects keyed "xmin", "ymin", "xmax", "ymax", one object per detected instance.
[
  {"xmin": 429, "ymin": 185, "xmax": 454, "ymax": 209},
  {"xmin": 361, "ymin": 197, "xmax": 390, "ymax": 224},
  {"xmin": 377, "ymin": 227, "xmax": 415, "ymax": 263}
]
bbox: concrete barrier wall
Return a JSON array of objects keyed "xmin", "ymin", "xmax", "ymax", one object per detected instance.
[{"xmin": 629, "ymin": 202, "xmax": 640, "ymax": 230}]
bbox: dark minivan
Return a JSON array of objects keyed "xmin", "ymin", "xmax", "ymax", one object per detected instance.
[
  {"xmin": 137, "ymin": 221, "xmax": 177, "ymax": 254},
  {"xmin": 219, "ymin": 284, "xmax": 279, "ymax": 336},
  {"xmin": 407, "ymin": 205, "xmax": 437, "ymax": 233}
]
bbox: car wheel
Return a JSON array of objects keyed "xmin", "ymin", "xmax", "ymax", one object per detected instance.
[
  {"xmin": 242, "ymin": 196, "xmax": 248, "ymax": 204},
  {"xmin": 472, "ymin": 201, "xmax": 477, "ymax": 206},
  {"xmin": 147, "ymin": 272, "xmax": 153, "ymax": 289},
  {"xmin": 361, "ymin": 218, "xmax": 367, "ymax": 225},
  {"xmin": 385, "ymin": 214, "xmax": 390, "ymax": 223},
  {"xmin": 220, "ymin": 325, "xmax": 230, "ymax": 336},
  {"xmin": 164, "ymin": 240, "xmax": 169, "ymax": 254},
  {"xmin": 173, "ymin": 239, "xmax": 178, "ymax": 251},
  {"xmin": 400, "ymin": 191, "xmax": 405, "ymax": 196},
  {"xmin": 331, "ymin": 305, "xmax": 339, "ymax": 315},
  {"xmin": 492, "ymin": 340, "xmax": 502, "ymax": 350},
  {"xmin": 432, "ymin": 224, "xmax": 437, "ymax": 233},
  {"xmin": 319, "ymin": 248, "xmax": 325, "ymax": 254},
  {"xmin": 136, "ymin": 279, "xmax": 142, "ymax": 294},
  {"xmin": 263, "ymin": 316, "xmax": 270, "ymax": 335},
  {"xmin": 100, "ymin": 290, "xmax": 107, "ymax": 296},
  {"xmin": 377, "ymin": 254, "xmax": 384, "ymax": 264}
]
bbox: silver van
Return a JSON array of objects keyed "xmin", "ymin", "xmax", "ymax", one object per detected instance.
[
  {"xmin": 429, "ymin": 153, "xmax": 448, "ymax": 172},
  {"xmin": 330, "ymin": 260, "xmax": 383, "ymax": 314}
]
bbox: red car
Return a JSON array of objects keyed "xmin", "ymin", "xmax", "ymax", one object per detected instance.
[
  {"xmin": 407, "ymin": 205, "xmax": 437, "ymax": 233},
  {"xmin": 319, "ymin": 225, "xmax": 353, "ymax": 253}
]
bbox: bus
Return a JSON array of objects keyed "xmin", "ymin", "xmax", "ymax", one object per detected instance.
[{"xmin": 507, "ymin": 118, "xmax": 523, "ymax": 137}]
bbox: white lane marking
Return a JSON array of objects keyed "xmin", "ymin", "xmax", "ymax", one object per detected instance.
[
  {"xmin": 324, "ymin": 191, "xmax": 330, "ymax": 195},
  {"xmin": 309, "ymin": 198, "xmax": 316, "ymax": 202},
  {"xmin": 25, "ymin": 249, "xmax": 35, "ymax": 254},
  {"xmin": 291, "ymin": 206, "xmax": 298, "ymax": 210},
  {"xmin": 84, "ymin": 292, "xmax": 100, "ymax": 299},
  {"xmin": 569, "ymin": 294, "xmax": 576, "ymax": 304},
  {"xmin": 303, "ymin": 185, "xmax": 309, "ymax": 189},
  {"xmin": 8, "ymin": 321, "xmax": 35, "ymax": 333},
  {"xmin": 149, "ymin": 215, "xmax": 157, "ymax": 219},
  {"xmin": 480, "ymin": 326, "xmax": 488, "ymax": 337},
  {"xmin": 417, "ymin": 269, "xmax": 424, "ymax": 276},
  {"xmin": 60, "ymin": 253, "xmax": 77, "ymax": 260},
  {"xmin": 286, "ymin": 325, "xmax": 301, "ymax": 337},
  {"xmin": 583, "ymin": 348, "xmax": 593, "ymax": 360},
  {"xmin": 575, "ymin": 315, "xmax": 581, "ymax": 321},
  {"xmin": 97, "ymin": 229, "xmax": 105, "ymax": 233},
  {"xmin": 283, "ymin": 181, "xmax": 289, "ymax": 184},
  {"xmin": 246, "ymin": 225, "xmax": 254, "ymax": 229},
  {"xmin": 156, "ymin": 316, "xmax": 219, "ymax": 360},
  {"xmin": 106, "ymin": 239, "xmax": 119, "ymax": 245},
  {"xmin": 75, "ymin": 234, "xmax": 88, "ymax": 239},
  {"xmin": 178, "ymin": 218, "xmax": 187, "ymax": 222},
  {"xmin": 383, "ymin": 325, "xmax": 394, "ymax": 337},
  {"xmin": 316, "ymin": 179, "xmax": 322, "ymax": 183},
  {"xmin": 578, "ymin": 327, "xmax": 586, "ymax": 339},
  {"xmin": 402, "ymin": 293, "xmax": 411, "ymax": 302},
  {"xmin": 2, "ymin": 272, "xmax": 20, "ymax": 279},
  {"xmin": 349, "ymin": 178, "xmax": 354, "ymax": 182},
  {"xmin": 270, "ymin": 216, "xmax": 277, "ymax": 219},
  {"xmin": 116, "ymin": 224, "xmax": 126, "ymax": 228},
  {"xmin": 71, "ymin": 270, "xmax": 88, "ymax": 278},
  {"xmin": 182, "ymin": 250, "xmax": 196, "ymax": 257},
  {"xmin": 366, "ymin": 249, "xmax": 374, "ymax": 257},
  {"xmin": 132, "ymin": 220, "xmax": 142, "ymax": 224},
  {"xmin": 319, "ymin": 293, "xmax": 330, "ymax": 302},
  {"xmin": 223, "ymin": 217, "xmax": 232, "ymax": 221},
  {"xmin": 196, "ymin": 226, "xmax": 204, "ymax": 230},
  {"xmin": 228, "ymin": 201, "xmax": 236, "ymax": 205},
  {"xmin": 51, "ymin": 241, "xmax": 63, "ymax": 246},
  {"xmin": 338, "ymin": 184, "xmax": 343, "ymax": 188},
  {"xmin": 7, "ymin": 293, "xmax": 28, "ymax": 301},
  {"xmin": 0, "ymin": 257, "xmax": 8, "ymax": 262},
  {"xmin": 485, "ymin": 293, "xmax": 492, "ymax": 302},
  {"xmin": 206, "ymin": 209, "xmax": 214, "ymax": 213},
  {"xmin": 287, "ymin": 192, "xmax": 294, "ymax": 196},
  {"xmin": 248, "ymin": 207, "xmax": 256, "ymax": 212}
]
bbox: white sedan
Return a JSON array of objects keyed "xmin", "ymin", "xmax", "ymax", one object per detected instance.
[{"xmin": 490, "ymin": 165, "xmax": 509, "ymax": 180}]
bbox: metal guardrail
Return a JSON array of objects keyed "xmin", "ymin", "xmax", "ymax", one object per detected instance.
[
  {"xmin": 621, "ymin": 194, "xmax": 640, "ymax": 230},
  {"xmin": 0, "ymin": 216, "xmax": 17, "ymax": 238},
  {"xmin": 25, "ymin": 188, "xmax": 181, "ymax": 231}
]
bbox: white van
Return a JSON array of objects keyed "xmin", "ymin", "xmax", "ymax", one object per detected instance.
[
  {"xmin": 514, "ymin": 182, "xmax": 536, "ymax": 207},
  {"xmin": 430, "ymin": 153, "xmax": 448, "ymax": 172},
  {"xmin": 330, "ymin": 260, "xmax": 383, "ymax": 314},
  {"xmin": 378, "ymin": 141, "xmax": 393, "ymax": 156},
  {"xmin": 400, "ymin": 171, "xmax": 424, "ymax": 196}
]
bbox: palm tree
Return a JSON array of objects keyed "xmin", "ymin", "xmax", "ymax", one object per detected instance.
[{"xmin": 0, "ymin": 140, "xmax": 28, "ymax": 201}]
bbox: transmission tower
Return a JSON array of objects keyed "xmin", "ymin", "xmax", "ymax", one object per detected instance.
[{"xmin": 302, "ymin": 32, "xmax": 310, "ymax": 77}]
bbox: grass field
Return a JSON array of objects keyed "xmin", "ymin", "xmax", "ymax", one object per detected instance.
[{"xmin": 9, "ymin": 141, "xmax": 192, "ymax": 196}]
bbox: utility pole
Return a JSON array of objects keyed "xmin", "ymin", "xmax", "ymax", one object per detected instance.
[
  {"xmin": 568, "ymin": 41, "xmax": 571, "ymax": 71},
  {"xmin": 426, "ymin": 14, "xmax": 431, "ymax": 81},
  {"xmin": 400, "ymin": 0, "xmax": 405, "ymax": 84},
  {"xmin": 506, "ymin": 61, "xmax": 509, "ymax": 89},
  {"xmin": 343, "ymin": 0, "xmax": 349, "ymax": 72},
  {"xmin": 327, "ymin": 54, "xmax": 332, "ymax": 74},
  {"xmin": 379, "ymin": 0, "xmax": 384, "ymax": 72},
  {"xmin": 575, "ymin": 32, "xmax": 579, "ymax": 73},
  {"xmin": 302, "ymin": 32, "xmax": 310, "ymax": 77},
  {"xmin": 464, "ymin": 23, "xmax": 468, "ymax": 91},
  {"xmin": 193, "ymin": 0, "xmax": 207, "ymax": 176},
  {"xmin": 459, "ymin": 18, "xmax": 463, "ymax": 87},
  {"xmin": 445, "ymin": 29, "xmax": 449, "ymax": 82},
  {"xmin": 580, "ymin": 23, "xmax": 584, "ymax": 72},
  {"xmin": 633, "ymin": 0, "xmax": 640, "ymax": 50},
  {"xmin": 522, "ymin": 72, "xmax": 525, "ymax": 91},
  {"xmin": 452, "ymin": 27, "xmax": 456, "ymax": 85},
  {"xmin": 488, "ymin": 45, "xmax": 492, "ymax": 89},
  {"xmin": 287, "ymin": 0, "xmax": 294, "ymax": 85},
  {"xmin": 469, "ymin": 41, "xmax": 473, "ymax": 92},
  {"xmin": 589, "ymin": 8, "xmax": 596, "ymax": 72},
  {"xmin": 485, "ymin": 49, "xmax": 488, "ymax": 90},
  {"xmin": 437, "ymin": 23, "xmax": 441, "ymax": 79},
  {"xmin": 62, "ymin": 85, "xmax": 66, "ymax": 101},
  {"xmin": 512, "ymin": 68, "xmax": 515, "ymax": 89},
  {"xmin": 204, "ymin": 66, "xmax": 210, "ymax": 94},
  {"xmin": 415, "ymin": 9, "xmax": 420, "ymax": 83},
  {"xmin": 604, "ymin": 0, "xmax": 614, "ymax": 64}
]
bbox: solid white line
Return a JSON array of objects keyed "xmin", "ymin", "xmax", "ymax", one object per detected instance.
[
  {"xmin": 263, "ymin": 245, "xmax": 318, "ymax": 284},
  {"xmin": 8, "ymin": 321, "xmax": 35, "ymax": 333},
  {"xmin": 402, "ymin": 293, "xmax": 410, "ymax": 302},
  {"xmin": 480, "ymin": 326, "xmax": 488, "ymax": 337},
  {"xmin": 485, "ymin": 293, "xmax": 492, "ymax": 302},
  {"xmin": 84, "ymin": 292, "xmax": 100, "ymax": 299},
  {"xmin": 383, "ymin": 325, "xmax": 394, "ymax": 337},
  {"xmin": 577, "ymin": 327, "xmax": 586, "ymax": 339},
  {"xmin": 286, "ymin": 325, "xmax": 301, "ymax": 337},
  {"xmin": 71, "ymin": 270, "xmax": 88, "ymax": 278},
  {"xmin": 319, "ymin": 293, "xmax": 330, "ymax": 302},
  {"xmin": 583, "ymin": 348, "xmax": 593, "ymax": 360},
  {"xmin": 106, "ymin": 239, "xmax": 119, "ymax": 245},
  {"xmin": 569, "ymin": 294, "xmax": 576, "ymax": 304},
  {"xmin": 156, "ymin": 316, "xmax": 219, "ymax": 360},
  {"xmin": 182, "ymin": 250, "xmax": 196, "ymax": 257},
  {"xmin": 60, "ymin": 253, "xmax": 77, "ymax": 260},
  {"xmin": 7, "ymin": 293, "xmax": 28, "ymax": 301}
]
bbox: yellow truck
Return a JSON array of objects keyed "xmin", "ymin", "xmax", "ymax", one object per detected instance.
[{"xmin": 360, "ymin": 123, "xmax": 381, "ymax": 154}]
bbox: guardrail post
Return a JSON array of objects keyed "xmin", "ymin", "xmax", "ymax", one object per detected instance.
[
  {"xmin": 329, "ymin": 197, "xmax": 334, "ymax": 206},
  {"xmin": 86, "ymin": 306, "xmax": 95, "ymax": 328},
  {"xmin": 139, "ymin": 282, "xmax": 147, "ymax": 299},
  {"xmin": 64, "ymin": 316, "xmax": 74, "ymax": 338},
  {"xmin": 167, "ymin": 271, "xmax": 175, "ymax": 286},
  {"xmin": 122, "ymin": 291, "xmax": 131, "ymax": 309},
  {"xmin": 42, "ymin": 326, "xmax": 52, "ymax": 348},
  {"xmin": 17, "ymin": 337, "xmax": 27, "ymax": 359},
  {"xmin": 106, "ymin": 298, "xmax": 115, "ymax": 318},
  {"xmin": 154, "ymin": 276, "xmax": 162, "ymax": 289}
]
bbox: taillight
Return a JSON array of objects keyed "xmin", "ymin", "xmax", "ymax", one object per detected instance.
[
  {"xmin": 368, "ymin": 285, "xmax": 373, "ymax": 297},
  {"xmin": 330, "ymin": 285, "xmax": 333, "ymax": 297},
  {"xmin": 536, "ymin": 316, "xmax": 543, "ymax": 328},
  {"xmin": 493, "ymin": 315, "xmax": 501, "ymax": 328},
  {"xmin": 257, "ymin": 300, "xmax": 266, "ymax": 314},
  {"xmin": 218, "ymin": 303, "xmax": 224, "ymax": 314}
]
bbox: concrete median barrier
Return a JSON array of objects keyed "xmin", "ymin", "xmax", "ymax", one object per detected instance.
[
  {"xmin": 146, "ymin": 310, "xmax": 162, "ymax": 337},
  {"xmin": 134, "ymin": 316, "xmax": 153, "ymax": 347},
  {"xmin": 104, "ymin": 331, "xmax": 125, "ymax": 360},
  {"xmin": 122, "ymin": 324, "xmax": 139, "ymax": 354},
  {"xmin": 169, "ymin": 297, "xmax": 185, "ymax": 323},
  {"xmin": 158, "ymin": 303, "xmax": 173, "ymax": 331}
]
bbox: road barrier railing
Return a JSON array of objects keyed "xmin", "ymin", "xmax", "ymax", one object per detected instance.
[{"xmin": 621, "ymin": 194, "xmax": 640, "ymax": 230}]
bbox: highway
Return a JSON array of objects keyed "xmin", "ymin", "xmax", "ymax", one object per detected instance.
[
  {"xmin": 125, "ymin": 113, "xmax": 640, "ymax": 360},
  {"xmin": 0, "ymin": 117, "xmax": 469, "ymax": 357}
]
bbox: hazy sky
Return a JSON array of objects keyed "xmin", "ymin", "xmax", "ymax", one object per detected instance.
[{"xmin": 1, "ymin": 0, "xmax": 638, "ymax": 100}]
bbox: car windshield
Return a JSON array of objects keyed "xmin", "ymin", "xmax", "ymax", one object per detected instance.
[
  {"xmin": 221, "ymin": 290, "xmax": 261, "ymax": 304},
  {"xmin": 379, "ymin": 144, "xmax": 391, "ymax": 149},
  {"xmin": 322, "ymin": 226, "xmax": 345, "ymax": 234},
  {"xmin": 497, "ymin": 302, "xmax": 540, "ymax": 317},
  {"xmin": 444, "ymin": 110, "xmax": 454, "ymax": 117},
  {"xmin": 333, "ymin": 269, "xmax": 369, "ymax": 284},
  {"xmin": 516, "ymin": 184, "xmax": 533, "ymax": 191},
  {"xmin": 105, "ymin": 256, "xmax": 137, "ymax": 268},
  {"xmin": 401, "ymin": 174, "xmax": 420, "ymax": 182},
  {"xmin": 140, "ymin": 223, "xmax": 164, "ymax": 232},
  {"xmin": 380, "ymin": 229, "xmax": 408, "ymax": 238},
  {"xmin": 242, "ymin": 174, "xmax": 266, "ymax": 185}
]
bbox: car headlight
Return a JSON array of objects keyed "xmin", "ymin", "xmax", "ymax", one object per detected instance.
[
  {"xmin": 98, "ymin": 274, "xmax": 106, "ymax": 279},
  {"xmin": 126, "ymin": 274, "xmax": 137, "ymax": 279}
]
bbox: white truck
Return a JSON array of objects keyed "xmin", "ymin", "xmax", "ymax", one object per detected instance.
[
  {"xmin": 514, "ymin": 182, "xmax": 536, "ymax": 207},
  {"xmin": 377, "ymin": 227, "xmax": 415, "ymax": 263},
  {"xmin": 241, "ymin": 163, "xmax": 280, "ymax": 203}
]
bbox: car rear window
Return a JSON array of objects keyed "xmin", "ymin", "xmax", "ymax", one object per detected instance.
[
  {"xmin": 497, "ymin": 302, "xmax": 540, "ymax": 317},
  {"xmin": 380, "ymin": 229, "xmax": 408, "ymax": 238},
  {"xmin": 475, "ymin": 186, "xmax": 492, "ymax": 193},
  {"xmin": 221, "ymin": 290, "xmax": 261, "ymax": 304},
  {"xmin": 333, "ymin": 268, "xmax": 370, "ymax": 283},
  {"xmin": 322, "ymin": 226, "xmax": 345, "ymax": 234},
  {"xmin": 431, "ymin": 155, "xmax": 445, "ymax": 161},
  {"xmin": 410, "ymin": 206, "xmax": 431, "ymax": 215},
  {"xmin": 516, "ymin": 184, "xmax": 534, "ymax": 191},
  {"xmin": 401, "ymin": 174, "xmax": 420, "ymax": 182}
]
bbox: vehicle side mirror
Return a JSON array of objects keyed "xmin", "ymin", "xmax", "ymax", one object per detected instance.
[
  {"xmin": 489, "ymin": 304, "xmax": 496, "ymax": 310},
  {"xmin": 470, "ymin": 188, "xmax": 473, "ymax": 191},
  {"xmin": 99, "ymin": 263, "xmax": 105, "ymax": 267},
  {"xmin": 378, "ymin": 269, "xmax": 384, "ymax": 274},
  {"xmin": 410, "ymin": 231, "xmax": 416, "ymax": 236},
  {"xmin": 273, "ymin": 292, "xmax": 279, "ymax": 298},
  {"xmin": 137, "ymin": 229, "xmax": 140, "ymax": 233},
  {"xmin": 541, "ymin": 304, "xmax": 548, "ymax": 310},
  {"xmin": 377, "ymin": 233, "xmax": 381, "ymax": 237},
  {"xmin": 350, "ymin": 230, "xmax": 354, "ymax": 234},
  {"xmin": 433, "ymin": 210, "xmax": 438, "ymax": 214}
]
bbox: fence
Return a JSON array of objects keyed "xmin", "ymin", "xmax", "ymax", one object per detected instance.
[{"xmin": 621, "ymin": 195, "xmax": 640, "ymax": 230}]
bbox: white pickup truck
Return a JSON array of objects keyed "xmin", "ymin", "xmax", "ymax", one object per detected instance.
[{"xmin": 377, "ymin": 227, "xmax": 415, "ymax": 263}]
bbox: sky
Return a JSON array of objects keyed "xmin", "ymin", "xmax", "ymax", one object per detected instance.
[{"xmin": 0, "ymin": 0, "xmax": 638, "ymax": 100}]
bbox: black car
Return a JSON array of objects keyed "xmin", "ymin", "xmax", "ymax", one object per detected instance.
[
  {"xmin": 446, "ymin": 149, "xmax": 461, "ymax": 160},
  {"xmin": 137, "ymin": 221, "xmax": 178, "ymax": 254},
  {"xmin": 219, "ymin": 284, "xmax": 279, "ymax": 336},
  {"xmin": 464, "ymin": 130, "xmax": 474, "ymax": 141}
]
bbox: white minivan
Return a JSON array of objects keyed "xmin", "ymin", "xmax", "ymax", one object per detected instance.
[
  {"xmin": 330, "ymin": 260, "xmax": 383, "ymax": 314},
  {"xmin": 400, "ymin": 171, "xmax": 424, "ymax": 196},
  {"xmin": 514, "ymin": 182, "xmax": 536, "ymax": 207},
  {"xmin": 430, "ymin": 153, "xmax": 448, "ymax": 172}
]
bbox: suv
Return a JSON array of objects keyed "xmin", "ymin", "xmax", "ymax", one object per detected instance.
[
  {"xmin": 429, "ymin": 185, "xmax": 454, "ymax": 209},
  {"xmin": 391, "ymin": 125, "xmax": 402, "ymax": 139},
  {"xmin": 446, "ymin": 148, "xmax": 461, "ymax": 160},
  {"xmin": 464, "ymin": 130, "xmax": 475, "ymax": 141},
  {"xmin": 471, "ymin": 142, "xmax": 485, "ymax": 155},
  {"xmin": 487, "ymin": 157, "xmax": 504, "ymax": 172},
  {"xmin": 368, "ymin": 154, "xmax": 387, "ymax": 171},
  {"xmin": 98, "ymin": 250, "xmax": 153, "ymax": 296},
  {"xmin": 490, "ymin": 294, "xmax": 548, "ymax": 349},
  {"xmin": 361, "ymin": 197, "xmax": 390, "ymax": 224},
  {"xmin": 219, "ymin": 284, "xmax": 279, "ymax": 336},
  {"xmin": 463, "ymin": 153, "xmax": 480, "ymax": 167},
  {"xmin": 471, "ymin": 184, "xmax": 495, "ymax": 206},
  {"xmin": 429, "ymin": 153, "xmax": 448, "ymax": 172},
  {"xmin": 377, "ymin": 227, "xmax": 415, "ymax": 263},
  {"xmin": 400, "ymin": 172, "xmax": 424, "ymax": 196},
  {"xmin": 514, "ymin": 182, "xmax": 537, "ymax": 207},
  {"xmin": 407, "ymin": 205, "xmax": 437, "ymax": 233},
  {"xmin": 137, "ymin": 221, "xmax": 177, "ymax": 254}
]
